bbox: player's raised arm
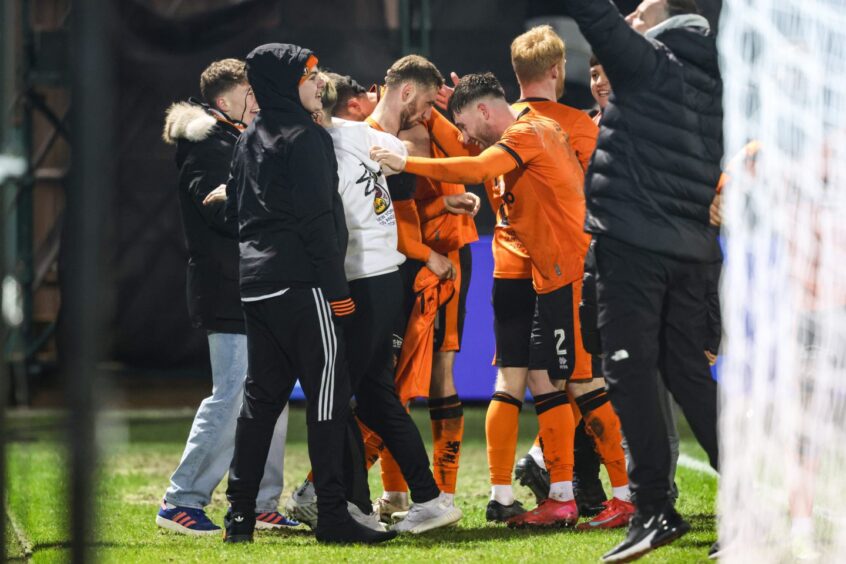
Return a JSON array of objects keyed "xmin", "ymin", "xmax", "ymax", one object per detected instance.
[
  {"xmin": 562, "ymin": 0, "xmax": 660, "ymax": 88},
  {"xmin": 371, "ymin": 145, "xmax": 516, "ymax": 186}
]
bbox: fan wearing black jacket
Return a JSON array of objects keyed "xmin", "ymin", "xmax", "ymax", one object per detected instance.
[
  {"xmin": 562, "ymin": 0, "xmax": 722, "ymax": 561},
  {"xmin": 158, "ymin": 59, "xmax": 294, "ymax": 536},
  {"xmin": 222, "ymin": 43, "xmax": 395, "ymax": 546}
]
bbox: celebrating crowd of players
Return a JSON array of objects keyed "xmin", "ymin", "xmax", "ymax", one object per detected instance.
[{"xmin": 158, "ymin": 0, "xmax": 722, "ymax": 561}]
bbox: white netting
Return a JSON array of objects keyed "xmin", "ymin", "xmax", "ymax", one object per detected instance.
[{"xmin": 719, "ymin": 0, "xmax": 846, "ymax": 560}]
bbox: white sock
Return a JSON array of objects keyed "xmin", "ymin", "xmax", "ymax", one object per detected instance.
[
  {"xmin": 612, "ymin": 485, "xmax": 631, "ymax": 501},
  {"xmin": 491, "ymin": 485, "xmax": 515, "ymax": 505},
  {"xmin": 548, "ymin": 480, "xmax": 574, "ymax": 502},
  {"xmin": 528, "ymin": 445, "xmax": 547, "ymax": 470},
  {"xmin": 384, "ymin": 491, "xmax": 408, "ymax": 505},
  {"xmin": 440, "ymin": 492, "xmax": 455, "ymax": 506}
]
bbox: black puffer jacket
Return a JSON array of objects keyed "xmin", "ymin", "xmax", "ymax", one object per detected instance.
[
  {"xmin": 163, "ymin": 99, "xmax": 244, "ymax": 333},
  {"xmin": 565, "ymin": 0, "xmax": 723, "ymax": 262},
  {"xmin": 226, "ymin": 43, "xmax": 349, "ymax": 301}
]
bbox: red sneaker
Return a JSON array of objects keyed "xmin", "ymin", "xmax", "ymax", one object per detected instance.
[
  {"xmin": 506, "ymin": 498, "xmax": 579, "ymax": 528},
  {"xmin": 576, "ymin": 497, "xmax": 635, "ymax": 530}
]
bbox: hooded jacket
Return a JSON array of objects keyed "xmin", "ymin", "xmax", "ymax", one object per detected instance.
[
  {"xmin": 565, "ymin": 1, "xmax": 723, "ymax": 262},
  {"xmin": 227, "ymin": 43, "xmax": 349, "ymax": 301},
  {"xmin": 163, "ymin": 99, "xmax": 244, "ymax": 333},
  {"xmin": 327, "ymin": 117, "xmax": 406, "ymax": 281}
]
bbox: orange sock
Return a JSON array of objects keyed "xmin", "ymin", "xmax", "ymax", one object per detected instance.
[
  {"xmin": 486, "ymin": 392, "xmax": 522, "ymax": 485},
  {"xmin": 576, "ymin": 388, "xmax": 628, "ymax": 487},
  {"xmin": 533, "ymin": 434, "xmax": 541, "ymax": 449},
  {"xmin": 380, "ymin": 447, "xmax": 409, "ymax": 493},
  {"xmin": 357, "ymin": 417, "xmax": 385, "ymax": 470},
  {"xmin": 534, "ymin": 391, "xmax": 575, "ymax": 483},
  {"xmin": 429, "ymin": 394, "xmax": 464, "ymax": 494}
]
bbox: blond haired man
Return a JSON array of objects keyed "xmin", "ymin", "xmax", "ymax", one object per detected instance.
[{"xmin": 492, "ymin": 25, "xmax": 634, "ymax": 531}]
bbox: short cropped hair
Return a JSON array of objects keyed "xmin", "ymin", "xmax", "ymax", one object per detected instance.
[
  {"xmin": 667, "ymin": 0, "xmax": 700, "ymax": 16},
  {"xmin": 200, "ymin": 58, "xmax": 247, "ymax": 106},
  {"xmin": 384, "ymin": 55, "xmax": 444, "ymax": 90},
  {"xmin": 327, "ymin": 72, "xmax": 367, "ymax": 116},
  {"xmin": 510, "ymin": 25, "xmax": 565, "ymax": 85},
  {"xmin": 589, "ymin": 54, "xmax": 601, "ymax": 67},
  {"xmin": 447, "ymin": 72, "xmax": 506, "ymax": 116}
]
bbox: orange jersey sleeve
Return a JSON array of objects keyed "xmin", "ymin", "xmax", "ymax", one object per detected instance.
[
  {"xmin": 393, "ymin": 199, "xmax": 432, "ymax": 262},
  {"xmin": 567, "ymin": 111, "xmax": 599, "ymax": 172},
  {"xmin": 404, "ymin": 147, "xmax": 517, "ymax": 185}
]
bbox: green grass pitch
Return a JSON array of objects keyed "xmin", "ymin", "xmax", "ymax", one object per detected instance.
[{"xmin": 5, "ymin": 406, "xmax": 716, "ymax": 563}]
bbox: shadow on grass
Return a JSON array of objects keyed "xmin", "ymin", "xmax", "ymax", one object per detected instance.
[
  {"xmin": 388, "ymin": 524, "xmax": 616, "ymax": 546},
  {"xmin": 686, "ymin": 512, "xmax": 717, "ymax": 532},
  {"xmin": 30, "ymin": 540, "xmax": 125, "ymax": 551}
]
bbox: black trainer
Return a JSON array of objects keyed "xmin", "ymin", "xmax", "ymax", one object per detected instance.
[
  {"xmin": 514, "ymin": 455, "xmax": 550, "ymax": 504},
  {"xmin": 485, "ymin": 499, "xmax": 526, "ymax": 523},
  {"xmin": 223, "ymin": 508, "xmax": 255, "ymax": 543},
  {"xmin": 601, "ymin": 503, "xmax": 690, "ymax": 562},
  {"xmin": 315, "ymin": 517, "xmax": 398, "ymax": 544},
  {"xmin": 574, "ymin": 477, "xmax": 608, "ymax": 517}
]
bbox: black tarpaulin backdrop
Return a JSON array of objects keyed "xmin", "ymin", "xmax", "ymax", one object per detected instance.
[{"xmin": 74, "ymin": 0, "xmax": 526, "ymax": 370}]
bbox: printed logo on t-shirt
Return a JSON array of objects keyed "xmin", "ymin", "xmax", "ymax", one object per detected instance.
[{"xmin": 356, "ymin": 162, "xmax": 395, "ymax": 226}]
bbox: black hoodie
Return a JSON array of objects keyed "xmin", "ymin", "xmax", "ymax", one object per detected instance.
[{"xmin": 226, "ymin": 43, "xmax": 349, "ymax": 301}]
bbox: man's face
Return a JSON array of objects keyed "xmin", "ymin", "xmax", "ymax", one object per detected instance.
[
  {"xmin": 299, "ymin": 69, "xmax": 325, "ymax": 114},
  {"xmin": 453, "ymin": 102, "xmax": 500, "ymax": 149},
  {"xmin": 590, "ymin": 64, "xmax": 612, "ymax": 109},
  {"xmin": 625, "ymin": 0, "xmax": 669, "ymax": 34},
  {"xmin": 398, "ymin": 83, "xmax": 438, "ymax": 130},
  {"xmin": 357, "ymin": 92, "xmax": 378, "ymax": 117},
  {"xmin": 217, "ymin": 82, "xmax": 259, "ymax": 125}
]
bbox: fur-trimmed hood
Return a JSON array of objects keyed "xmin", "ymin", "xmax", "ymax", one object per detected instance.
[{"xmin": 162, "ymin": 101, "xmax": 216, "ymax": 145}]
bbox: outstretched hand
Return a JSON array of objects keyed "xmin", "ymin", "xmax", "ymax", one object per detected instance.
[
  {"xmin": 435, "ymin": 72, "xmax": 461, "ymax": 111},
  {"xmin": 444, "ymin": 192, "xmax": 481, "ymax": 217},
  {"xmin": 370, "ymin": 146, "xmax": 407, "ymax": 174}
]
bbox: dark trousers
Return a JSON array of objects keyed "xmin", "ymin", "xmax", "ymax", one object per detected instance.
[
  {"xmin": 226, "ymin": 288, "xmax": 352, "ymax": 527},
  {"xmin": 345, "ymin": 271, "xmax": 440, "ymax": 504},
  {"xmin": 594, "ymin": 236, "xmax": 718, "ymax": 511}
]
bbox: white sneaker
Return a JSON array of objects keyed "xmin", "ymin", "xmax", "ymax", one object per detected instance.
[
  {"xmin": 284, "ymin": 479, "xmax": 318, "ymax": 529},
  {"xmin": 374, "ymin": 493, "xmax": 409, "ymax": 523},
  {"xmin": 391, "ymin": 493, "xmax": 462, "ymax": 534},
  {"xmin": 348, "ymin": 502, "xmax": 388, "ymax": 532}
]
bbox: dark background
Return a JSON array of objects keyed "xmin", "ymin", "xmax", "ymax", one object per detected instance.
[{"xmin": 55, "ymin": 0, "xmax": 719, "ymax": 385}]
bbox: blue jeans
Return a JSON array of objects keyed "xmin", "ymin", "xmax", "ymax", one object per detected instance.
[{"xmin": 165, "ymin": 332, "xmax": 288, "ymax": 511}]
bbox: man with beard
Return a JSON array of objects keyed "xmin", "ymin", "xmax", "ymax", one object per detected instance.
[{"xmin": 365, "ymin": 55, "xmax": 479, "ymax": 520}]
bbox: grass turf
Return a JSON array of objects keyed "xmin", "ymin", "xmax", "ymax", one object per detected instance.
[{"xmin": 6, "ymin": 406, "xmax": 716, "ymax": 563}]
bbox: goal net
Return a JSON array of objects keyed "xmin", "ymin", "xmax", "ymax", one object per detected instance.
[{"xmin": 718, "ymin": 0, "xmax": 846, "ymax": 560}]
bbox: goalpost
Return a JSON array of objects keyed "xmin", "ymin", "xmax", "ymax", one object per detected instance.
[{"xmin": 718, "ymin": 0, "xmax": 846, "ymax": 560}]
